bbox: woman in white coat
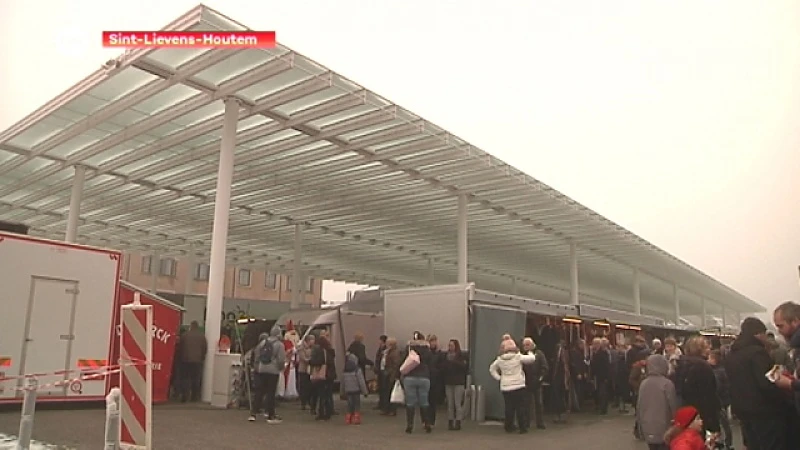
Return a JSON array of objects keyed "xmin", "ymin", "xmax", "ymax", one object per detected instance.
[{"xmin": 490, "ymin": 339, "xmax": 536, "ymax": 434}]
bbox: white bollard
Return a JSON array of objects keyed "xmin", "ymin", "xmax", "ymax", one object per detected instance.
[
  {"xmin": 104, "ymin": 387, "xmax": 121, "ymax": 450},
  {"xmin": 16, "ymin": 378, "xmax": 38, "ymax": 450}
]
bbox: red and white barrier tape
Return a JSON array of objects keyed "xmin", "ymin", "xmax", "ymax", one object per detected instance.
[
  {"xmin": 0, "ymin": 359, "xmax": 148, "ymax": 383},
  {"xmin": 10, "ymin": 368, "xmax": 124, "ymax": 392}
]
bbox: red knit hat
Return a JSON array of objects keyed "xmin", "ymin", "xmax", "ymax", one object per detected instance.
[{"xmin": 673, "ymin": 406, "xmax": 699, "ymax": 428}]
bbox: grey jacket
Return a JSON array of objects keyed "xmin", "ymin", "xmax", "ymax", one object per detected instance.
[
  {"xmin": 252, "ymin": 327, "xmax": 286, "ymax": 375},
  {"xmin": 341, "ymin": 354, "xmax": 368, "ymax": 395},
  {"xmin": 636, "ymin": 355, "xmax": 677, "ymax": 445}
]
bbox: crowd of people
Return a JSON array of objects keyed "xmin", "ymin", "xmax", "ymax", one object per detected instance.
[{"xmin": 170, "ymin": 299, "xmax": 800, "ymax": 450}]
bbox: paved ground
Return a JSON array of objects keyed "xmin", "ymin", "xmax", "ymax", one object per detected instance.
[{"xmin": 0, "ymin": 399, "xmax": 742, "ymax": 450}]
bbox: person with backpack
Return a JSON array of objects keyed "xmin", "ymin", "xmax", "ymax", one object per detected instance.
[{"xmin": 248, "ymin": 326, "xmax": 286, "ymax": 423}]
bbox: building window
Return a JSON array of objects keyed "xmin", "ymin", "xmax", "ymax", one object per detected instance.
[
  {"xmin": 238, "ymin": 269, "xmax": 251, "ymax": 287},
  {"xmin": 195, "ymin": 263, "xmax": 210, "ymax": 281},
  {"xmin": 305, "ymin": 277, "xmax": 314, "ymax": 293},
  {"xmin": 159, "ymin": 258, "xmax": 177, "ymax": 278},
  {"xmin": 141, "ymin": 256, "xmax": 152, "ymax": 274},
  {"xmin": 265, "ymin": 272, "xmax": 277, "ymax": 289}
]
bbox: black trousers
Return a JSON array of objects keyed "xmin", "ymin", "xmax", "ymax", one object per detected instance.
[
  {"xmin": 297, "ymin": 372, "xmax": 312, "ymax": 408},
  {"xmin": 427, "ymin": 379, "xmax": 444, "ymax": 425},
  {"xmin": 524, "ymin": 385, "xmax": 545, "ymax": 427},
  {"xmin": 741, "ymin": 417, "xmax": 787, "ymax": 450},
  {"xmin": 314, "ymin": 380, "xmax": 334, "ymax": 418},
  {"xmin": 377, "ymin": 372, "xmax": 389, "ymax": 410},
  {"xmin": 181, "ymin": 362, "xmax": 203, "ymax": 402},
  {"xmin": 594, "ymin": 378, "xmax": 609, "ymax": 414},
  {"xmin": 502, "ymin": 388, "xmax": 527, "ymax": 432},
  {"xmin": 647, "ymin": 444, "xmax": 668, "ymax": 450},
  {"xmin": 251, "ymin": 373, "xmax": 279, "ymax": 418}
]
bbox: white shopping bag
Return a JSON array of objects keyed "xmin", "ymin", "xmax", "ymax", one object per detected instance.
[{"xmin": 390, "ymin": 380, "xmax": 405, "ymax": 404}]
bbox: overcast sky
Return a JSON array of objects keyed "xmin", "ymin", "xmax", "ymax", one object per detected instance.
[{"xmin": 1, "ymin": 0, "xmax": 798, "ymax": 316}]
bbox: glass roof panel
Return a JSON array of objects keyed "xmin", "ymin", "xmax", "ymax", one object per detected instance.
[
  {"xmin": 147, "ymin": 47, "xmax": 210, "ymax": 69},
  {"xmin": 9, "ymin": 115, "xmax": 75, "ymax": 149},
  {"xmin": 105, "ymin": 109, "xmax": 150, "ymax": 128},
  {"xmin": 86, "ymin": 67, "xmax": 159, "ymax": 102},
  {"xmin": 238, "ymin": 67, "xmax": 313, "ymax": 102},
  {"xmin": 47, "ymin": 132, "xmax": 105, "ymax": 159},
  {"xmin": 193, "ymin": 49, "xmax": 274, "ymax": 85},
  {"xmin": 273, "ymin": 86, "xmax": 347, "ymax": 116},
  {"xmin": 131, "ymin": 84, "xmax": 200, "ymax": 116},
  {"xmin": 61, "ymin": 95, "xmax": 107, "ymax": 116},
  {"xmin": 171, "ymin": 102, "xmax": 224, "ymax": 127},
  {"xmin": 307, "ymin": 104, "xmax": 377, "ymax": 128}
]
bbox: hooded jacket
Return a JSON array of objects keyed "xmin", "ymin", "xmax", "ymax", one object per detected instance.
[
  {"xmin": 637, "ymin": 355, "xmax": 678, "ymax": 445},
  {"xmin": 724, "ymin": 333, "xmax": 786, "ymax": 420},
  {"xmin": 251, "ymin": 327, "xmax": 286, "ymax": 375},
  {"xmin": 489, "ymin": 352, "xmax": 536, "ymax": 392},
  {"xmin": 341, "ymin": 354, "xmax": 368, "ymax": 395},
  {"xmin": 400, "ymin": 340, "xmax": 433, "ymax": 379}
]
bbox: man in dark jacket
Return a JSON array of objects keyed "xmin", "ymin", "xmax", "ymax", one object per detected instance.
[
  {"xmin": 521, "ymin": 337, "xmax": 549, "ymax": 429},
  {"xmin": 725, "ymin": 317, "xmax": 787, "ymax": 450},
  {"xmin": 374, "ymin": 335, "xmax": 388, "ymax": 411},
  {"xmin": 179, "ymin": 321, "xmax": 208, "ymax": 402},
  {"xmin": 590, "ymin": 338, "xmax": 611, "ymax": 415},
  {"xmin": 772, "ymin": 302, "xmax": 800, "ymax": 448}
]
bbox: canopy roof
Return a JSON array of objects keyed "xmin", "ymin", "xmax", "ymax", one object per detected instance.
[{"xmin": 0, "ymin": 5, "xmax": 764, "ymax": 318}]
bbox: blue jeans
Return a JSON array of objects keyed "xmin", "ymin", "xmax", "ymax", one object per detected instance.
[
  {"xmin": 403, "ymin": 377, "xmax": 430, "ymax": 408},
  {"xmin": 346, "ymin": 393, "xmax": 361, "ymax": 414}
]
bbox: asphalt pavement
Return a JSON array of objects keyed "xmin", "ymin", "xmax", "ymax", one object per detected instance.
[{"xmin": 0, "ymin": 399, "xmax": 742, "ymax": 450}]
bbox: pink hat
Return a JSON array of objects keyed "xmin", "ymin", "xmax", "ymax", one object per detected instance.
[{"xmin": 502, "ymin": 339, "xmax": 518, "ymax": 353}]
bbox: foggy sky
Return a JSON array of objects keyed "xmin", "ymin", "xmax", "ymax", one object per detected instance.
[{"xmin": 1, "ymin": 0, "xmax": 798, "ymax": 316}]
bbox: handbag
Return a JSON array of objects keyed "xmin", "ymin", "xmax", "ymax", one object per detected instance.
[
  {"xmin": 390, "ymin": 380, "xmax": 405, "ymax": 404},
  {"xmin": 310, "ymin": 349, "xmax": 327, "ymax": 382},
  {"xmin": 399, "ymin": 349, "xmax": 420, "ymax": 375}
]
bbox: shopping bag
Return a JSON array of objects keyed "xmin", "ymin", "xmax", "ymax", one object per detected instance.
[
  {"xmin": 399, "ymin": 349, "xmax": 420, "ymax": 375},
  {"xmin": 390, "ymin": 380, "xmax": 405, "ymax": 404}
]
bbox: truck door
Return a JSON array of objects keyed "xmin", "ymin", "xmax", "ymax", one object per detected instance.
[
  {"xmin": 18, "ymin": 276, "xmax": 79, "ymax": 396},
  {"xmin": 469, "ymin": 303, "xmax": 527, "ymax": 421}
]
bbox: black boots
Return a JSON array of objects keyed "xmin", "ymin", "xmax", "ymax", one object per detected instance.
[
  {"xmin": 421, "ymin": 407, "xmax": 432, "ymax": 433},
  {"xmin": 405, "ymin": 407, "xmax": 415, "ymax": 434}
]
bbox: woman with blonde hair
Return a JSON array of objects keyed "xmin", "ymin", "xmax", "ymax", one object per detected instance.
[{"xmin": 490, "ymin": 338, "xmax": 536, "ymax": 434}]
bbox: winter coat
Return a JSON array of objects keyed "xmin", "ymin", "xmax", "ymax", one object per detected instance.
[
  {"xmin": 251, "ymin": 328, "xmax": 286, "ymax": 375},
  {"xmin": 521, "ymin": 348, "xmax": 548, "ymax": 389},
  {"xmin": 347, "ymin": 340, "xmax": 371, "ymax": 373},
  {"xmin": 711, "ymin": 365, "xmax": 731, "ymax": 408},
  {"xmin": 668, "ymin": 428, "xmax": 706, "ymax": 450},
  {"xmin": 724, "ymin": 334, "xmax": 786, "ymax": 420},
  {"xmin": 489, "ymin": 352, "xmax": 536, "ymax": 392},
  {"xmin": 310, "ymin": 345, "xmax": 336, "ymax": 381},
  {"xmin": 441, "ymin": 351, "xmax": 468, "ymax": 386},
  {"xmin": 590, "ymin": 348, "xmax": 611, "ymax": 382},
  {"xmin": 180, "ymin": 329, "xmax": 208, "ymax": 364},
  {"xmin": 297, "ymin": 343, "xmax": 313, "ymax": 374},
  {"xmin": 637, "ymin": 355, "xmax": 678, "ymax": 445},
  {"xmin": 674, "ymin": 355, "xmax": 720, "ymax": 432},
  {"xmin": 341, "ymin": 354, "xmax": 368, "ymax": 395},
  {"xmin": 384, "ymin": 347, "xmax": 402, "ymax": 385},
  {"xmin": 400, "ymin": 340, "xmax": 433, "ymax": 379}
]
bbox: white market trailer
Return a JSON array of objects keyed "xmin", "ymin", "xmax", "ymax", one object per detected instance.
[{"xmin": 0, "ymin": 232, "xmax": 121, "ymax": 403}]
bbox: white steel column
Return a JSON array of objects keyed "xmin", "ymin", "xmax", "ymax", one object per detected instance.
[
  {"xmin": 632, "ymin": 268, "xmax": 641, "ymax": 315},
  {"xmin": 672, "ymin": 284, "xmax": 680, "ymax": 325},
  {"xmin": 511, "ymin": 277, "xmax": 518, "ymax": 295},
  {"xmin": 456, "ymin": 193, "xmax": 468, "ymax": 284},
  {"xmin": 569, "ymin": 242, "xmax": 579, "ymax": 305},
  {"xmin": 184, "ymin": 243, "xmax": 196, "ymax": 296},
  {"xmin": 202, "ymin": 97, "xmax": 239, "ymax": 403},
  {"xmin": 292, "ymin": 223, "xmax": 303, "ymax": 308},
  {"xmin": 701, "ymin": 298, "xmax": 707, "ymax": 328},
  {"xmin": 721, "ymin": 305, "xmax": 727, "ymax": 328},
  {"xmin": 150, "ymin": 251, "xmax": 159, "ymax": 293},
  {"xmin": 64, "ymin": 165, "xmax": 86, "ymax": 242},
  {"xmin": 735, "ymin": 311, "xmax": 741, "ymax": 328},
  {"xmin": 427, "ymin": 258, "xmax": 435, "ymax": 285}
]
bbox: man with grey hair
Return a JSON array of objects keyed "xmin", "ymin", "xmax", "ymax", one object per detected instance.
[{"xmin": 521, "ymin": 337, "xmax": 548, "ymax": 429}]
